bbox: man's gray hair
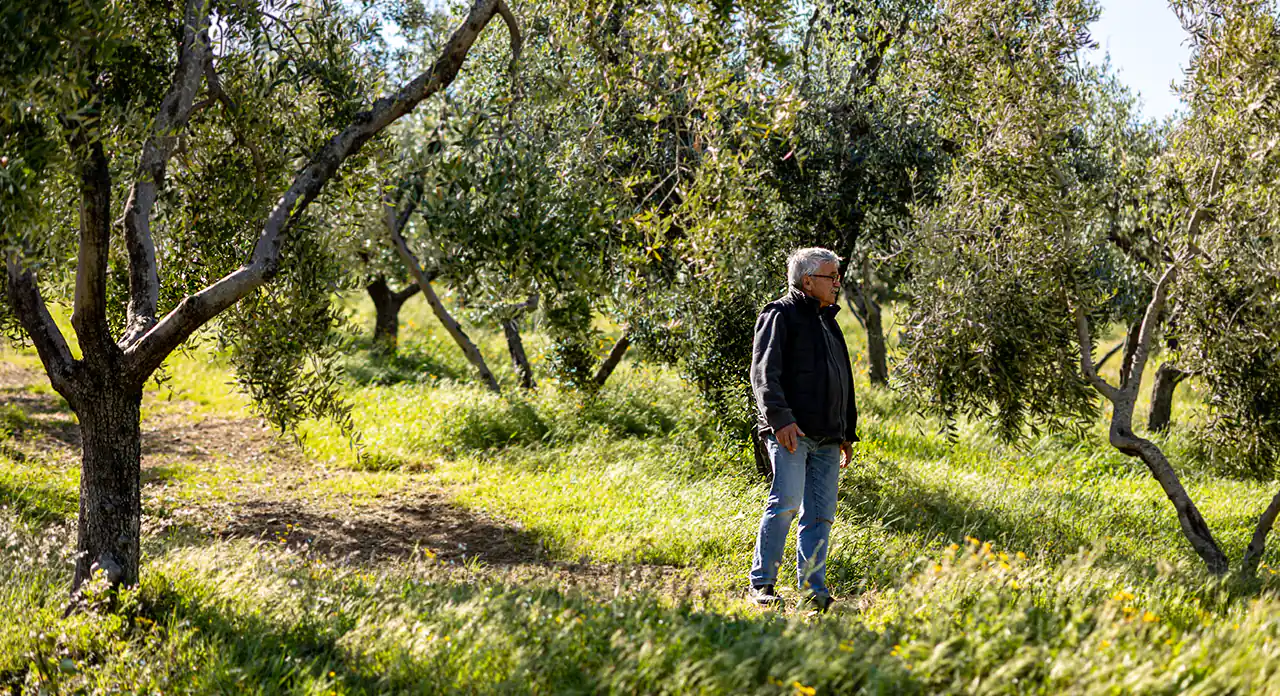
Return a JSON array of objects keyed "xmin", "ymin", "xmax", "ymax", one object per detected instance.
[{"xmin": 787, "ymin": 247, "xmax": 841, "ymax": 289}]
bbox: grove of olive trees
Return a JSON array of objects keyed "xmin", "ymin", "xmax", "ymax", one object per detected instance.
[
  {"xmin": 1, "ymin": 0, "xmax": 520, "ymax": 593},
  {"xmin": 6, "ymin": 1, "xmax": 1280, "ymax": 689}
]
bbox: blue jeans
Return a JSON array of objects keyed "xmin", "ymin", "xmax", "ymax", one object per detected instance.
[{"xmin": 749, "ymin": 434, "xmax": 841, "ymax": 596}]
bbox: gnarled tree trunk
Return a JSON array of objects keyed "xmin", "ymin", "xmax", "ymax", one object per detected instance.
[
  {"xmin": 1148, "ymin": 363, "xmax": 1186, "ymax": 433},
  {"xmin": 1109, "ymin": 413, "xmax": 1229, "ymax": 574},
  {"xmin": 847, "ymin": 256, "xmax": 888, "ymax": 387},
  {"xmin": 1077, "ymin": 265, "xmax": 1229, "ymax": 576},
  {"xmin": 367, "ymin": 276, "xmax": 420, "ymax": 354},
  {"xmin": 592, "ymin": 332, "xmax": 630, "ymax": 388},
  {"xmin": 71, "ymin": 383, "xmax": 144, "ymax": 590},
  {"xmin": 502, "ymin": 318, "xmax": 536, "ymax": 390}
]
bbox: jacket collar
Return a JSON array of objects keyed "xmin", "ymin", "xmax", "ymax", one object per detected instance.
[{"xmin": 787, "ymin": 288, "xmax": 840, "ymax": 318}]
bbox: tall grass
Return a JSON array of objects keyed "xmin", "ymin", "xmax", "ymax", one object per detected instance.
[
  {"xmin": 6, "ymin": 523, "xmax": 1280, "ymax": 694},
  {"xmin": 5, "ymin": 293, "xmax": 1280, "ymax": 693}
]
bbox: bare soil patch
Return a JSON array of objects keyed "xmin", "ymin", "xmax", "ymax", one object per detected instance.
[{"xmin": 1, "ymin": 357, "xmax": 699, "ymax": 594}]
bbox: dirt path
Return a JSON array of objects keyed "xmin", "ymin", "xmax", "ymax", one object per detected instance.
[{"xmin": 1, "ymin": 357, "xmax": 700, "ymax": 594}]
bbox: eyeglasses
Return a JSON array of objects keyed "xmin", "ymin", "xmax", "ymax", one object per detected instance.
[{"xmin": 809, "ymin": 274, "xmax": 841, "ymax": 283}]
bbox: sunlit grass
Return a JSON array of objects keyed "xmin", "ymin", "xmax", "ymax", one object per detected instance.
[
  {"xmin": 6, "ymin": 293, "xmax": 1280, "ymax": 693},
  {"xmin": 7, "ymin": 526, "xmax": 1280, "ymax": 693}
]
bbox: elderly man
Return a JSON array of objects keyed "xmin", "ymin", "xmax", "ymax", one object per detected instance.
[{"xmin": 748, "ymin": 247, "xmax": 858, "ymax": 611}]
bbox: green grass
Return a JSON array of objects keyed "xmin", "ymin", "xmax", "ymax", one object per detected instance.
[
  {"xmin": 0, "ymin": 448, "xmax": 78, "ymax": 527},
  {"xmin": 5, "ymin": 293, "xmax": 1280, "ymax": 693},
  {"xmin": 6, "ymin": 528, "xmax": 1280, "ymax": 693}
]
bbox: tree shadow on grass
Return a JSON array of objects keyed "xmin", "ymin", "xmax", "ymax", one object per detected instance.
[
  {"xmin": 0, "ymin": 386, "xmax": 80, "ymax": 450},
  {"xmin": 342, "ymin": 343, "xmax": 468, "ymax": 388},
  {"xmin": 138, "ymin": 579, "xmax": 392, "ymax": 693},
  {"xmin": 212, "ymin": 492, "xmax": 547, "ymax": 565},
  {"xmin": 134, "ymin": 562, "xmax": 919, "ymax": 695},
  {"xmin": 141, "ymin": 416, "xmax": 293, "ymax": 465}
]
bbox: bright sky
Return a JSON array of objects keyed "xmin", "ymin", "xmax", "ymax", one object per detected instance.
[{"xmin": 1088, "ymin": 0, "xmax": 1191, "ymax": 122}]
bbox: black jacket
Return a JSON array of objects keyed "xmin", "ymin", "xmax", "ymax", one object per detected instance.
[{"xmin": 750, "ymin": 289, "xmax": 858, "ymax": 443}]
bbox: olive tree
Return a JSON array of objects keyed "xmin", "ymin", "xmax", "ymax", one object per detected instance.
[
  {"xmin": 769, "ymin": 0, "xmax": 948, "ymax": 386},
  {"xmin": 898, "ymin": 0, "xmax": 1280, "ymax": 577},
  {"xmin": 561, "ymin": 0, "xmax": 803, "ymax": 421},
  {"xmin": 0, "ymin": 0, "xmax": 519, "ymax": 593},
  {"xmin": 385, "ymin": 90, "xmax": 613, "ymax": 393}
]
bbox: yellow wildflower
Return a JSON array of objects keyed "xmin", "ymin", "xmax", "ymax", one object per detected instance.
[{"xmin": 791, "ymin": 681, "xmax": 816, "ymax": 696}]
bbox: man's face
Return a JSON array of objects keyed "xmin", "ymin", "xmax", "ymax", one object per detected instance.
[{"xmin": 801, "ymin": 260, "xmax": 841, "ymax": 308}]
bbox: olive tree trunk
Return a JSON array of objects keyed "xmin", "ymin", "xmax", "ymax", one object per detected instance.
[
  {"xmin": 367, "ymin": 276, "xmax": 419, "ymax": 354},
  {"xmin": 592, "ymin": 332, "xmax": 631, "ymax": 388},
  {"xmin": 847, "ymin": 256, "xmax": 888, "ymax": 386},
  {"xmin": 1148, "ymin": 363, "xmax": 1186, "ymax": 433},
  {"xmin": 1076, "ymin": 265, "xmax": 1229, "ymax": 575},
  {"xmin": 502, "ymin": 317, "xmax": 536, "ymax": 390},
  {"xmin": 863, "ymin": 294, "xmax": 888, "ymax": 386},
  {"xmin": 1243, "ymin": 489, "xmax": 1280, "ymax": 577},
  {"xmin": 71, "ymin": 384, "xmax": 144, "ymax": 590}
]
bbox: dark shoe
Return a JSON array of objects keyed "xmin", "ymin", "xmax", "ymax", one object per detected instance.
[
  {"xmin": 805, "ymin": 593, "xmax": 834, "ymax": 613},
  {"xmin": 749, "ymin": 584, "xmax": 781, "ymax": 606}
]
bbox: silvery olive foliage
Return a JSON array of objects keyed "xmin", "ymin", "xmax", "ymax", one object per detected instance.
[
  {"xmin": 567, "ymin": 0, "xmax": 803, "ymax": 413},
  {"xmin": 387, "ymin": 0, "xmax": 806, "ymax": 405},
  {"xmin": 1, "ymin": 0, "xmax": 386, "ymax": 433},
  {"xmin": 1166, "ymin": 0, "xmax": 1280, "ymax": 477},
  {"xmin": 769, "ymin": 0, "xmax": 948, "ymax": 266},
  {"xmin": 1, "ymin": 0, "xmax": 522, "ymax": 592},
  {"xmin": 895, "ymin": 0, "xmax": 1123, "ymax": 438}
]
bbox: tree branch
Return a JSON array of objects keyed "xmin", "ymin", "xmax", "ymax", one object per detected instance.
[
  {"xmin": 387, "ymin": 219, "xmax": 501, "ymax": 393},
  {"xmin": 497, "ymin": 292, "xmax": 539, "ymax": 317},
  {"xmin": 70, "ymin": 135, "xmax": 114, "ymax": 360},
  {"xmin": 119, "ymin": 0, "xmax": 213, "ymax": 347},
  {"xmin": 391, "ymin": 195, "xmax": 418, "ymax": 236},
  {"xmin": 844, "ymin": 13, "xmax": 909, "ymax": 96},
  {"xmin": 1074, "ymin": 305, "xmax": 1120, "ymax": 403},
  {"xmin": 125, "ymin": 0, "xmax": 521, "ymax": 381},
  {"xmin": 1242, "ymin": 488, "xmax": 1280, "ymax": 577},
  {"xmin": 392, "ymin": 282, "xmax": 421, "ymax": 304},
  {"xmin": 1118, "ymin": 318, "xmax": 1142, "ymax": 387},
  {"xmin": 5, "ymin": 256, "xmax": 76, "ymax": 394},
  {"xmin": 1123, "ymin": 264, "xmax": 1176, "ymax": 398},
  {"xmin": 592, "ymin": 332, "xmax": 630, "ymax": 388},
  {"xmin": 494, "ymin": 0, "xmax": 522, "ymax": 76},
  {"xmin": 799, "ymin": 6, "xmax": 821, "ymax": 92},
  {"xmin": 1095, "ymin": 340, "xmax": 1123, "ymax": 371}
]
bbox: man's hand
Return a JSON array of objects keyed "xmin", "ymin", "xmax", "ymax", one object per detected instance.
[
  {"xmin": 840, "ymin": 441, "xmax": 854, "ymax": 469},
  {"xmin": 775, "ymin": 423, "xmax": 805, "ymax": 453}
]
